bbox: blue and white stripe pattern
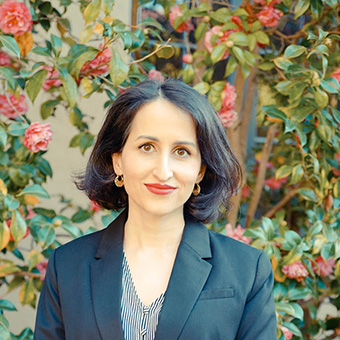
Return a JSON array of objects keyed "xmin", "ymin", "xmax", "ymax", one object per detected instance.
[{"xmin": 121, "ymin": 251, "xmax": 165, "ymax": 340}]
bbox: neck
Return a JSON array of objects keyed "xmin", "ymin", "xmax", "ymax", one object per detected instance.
[{"xmin": 123, "ymin": 208, "xmax": 185, "ymax": 252}]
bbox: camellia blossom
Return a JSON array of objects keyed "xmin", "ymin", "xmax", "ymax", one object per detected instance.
[
  {"xmin": 24, "ymin": 122, "xmax": 53, "ymax": 153},
  {"xmin": 0, "ymin": 51, "xmax": 11, "ymax": 66},
  {"xmin": 0, "ymin": 0, "xmax": 33, "ymax": 35},
  {"xmin": 331, "ymin": 67, "xmax": 340, "ymax": 86},
  {"xmin": 182, "ymin": 54, "xmax": 193, "ymax": 64},
  {"xmin": 264, "ymin": 176, "xmax": 287, "ymax": 190},
  {"xmin": 256, "ymin": 5, "xmax": 283, "ymax": 28},
  {"xmin": 218, "ymin": 82, "xmax": 238, "ymax": 128},
  {"xmin": 169, "ymin": 5, "xmax": 193, "ymax": 33},
  {"xmin": 36, "ymin": 261, "xmax": 48, "ymax": 280},
  {"xmin": 80, "ymin": 46, "xmax": 112, "ymax": 77},
  {"xmin": 333, "ymin": 153, "xmax": 340, "ymax": 177},
  {"xmin": 282, "ymin": 261, "xmax": 309, "ymax": 282},
  {"xmin": 279, "ymin": 325, "xmax": 293, "ymax": 340},
  {"xmin": 312, "ymin": 256, "xmax": 335, "ymax": 277},
  {"xmin": 148, "ymin": 69, "xmax": 165, "ymax": 82},
  {"xmin": 43, "ymin": 66, "xmax": 62, "ymax": 91},
  {"xmin": 0, "ymin": 93, "xmax": 28, "ymax": 119},
  {"xmin": 225, "ymin": 224, "xmax": 252, "ymax": 245},
  {"xmin": 204, "ymin": 26, "xmax": 235, "ymax": 60},
  {"xmin": 90, "ymin": 200, "xmax": 101, "ymax": 212},
  {"xmin": 254, "ymin": 0, "xmax": 281, "ymax": 6}
]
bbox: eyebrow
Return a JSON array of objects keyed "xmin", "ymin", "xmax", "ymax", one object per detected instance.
[{"xmin": 136, "ymin": 135, "xmax": 197, "ymax": 148}]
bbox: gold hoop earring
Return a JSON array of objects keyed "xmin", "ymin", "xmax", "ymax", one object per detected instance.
[
  {"xmin": 192, "ymin": 183, "xmax": 201, "ymax": 196},
  {"xmin": 114, "ymin": 175, "xmax": 124, "ymax": 187}
]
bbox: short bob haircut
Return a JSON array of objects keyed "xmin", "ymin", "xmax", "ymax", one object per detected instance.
[{"xmin": 76, "ymin": 79, "xmax": 241, "ymax": 223}]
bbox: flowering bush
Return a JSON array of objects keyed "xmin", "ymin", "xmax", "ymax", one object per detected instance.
[{"xmin": 0, "ymin": 93, "xmax": 28, "ymax": 118}]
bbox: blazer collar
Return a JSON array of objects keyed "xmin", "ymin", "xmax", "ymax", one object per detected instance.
[{"xmin": 90, "ymin": 210, "xmax": 212, "ymax": 340}]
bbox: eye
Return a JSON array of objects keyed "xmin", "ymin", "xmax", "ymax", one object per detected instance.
[
  {"xmin": 139, "ymin": 143, "xmax": 154, "ymax": 153},
  {"xmin": 175, "ymin": 148, "xmax": 190, "ymax": 157}
]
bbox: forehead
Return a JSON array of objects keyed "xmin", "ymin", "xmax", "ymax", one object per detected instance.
[{"xmin": 128, "ymin": 99, "xmax": 197, "ymax": 140}]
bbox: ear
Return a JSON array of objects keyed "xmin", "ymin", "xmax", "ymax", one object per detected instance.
[
  {"xmin": 196, "ymin": 164, "xmax": 206, "ymax": 183},
  {"xmin": 111, "ymin": 153, "xmax": 123, "ymax": 175}
]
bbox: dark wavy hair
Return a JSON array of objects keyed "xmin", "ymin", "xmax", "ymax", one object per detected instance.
[{"xmin": 75, "ymin": 79, "xmax": 241, "ymax": 223}]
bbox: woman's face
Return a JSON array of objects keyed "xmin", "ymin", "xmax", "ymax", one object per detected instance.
[{"xmin": 112, "ymin": 99, "xmax": 205, "ymax": 219}]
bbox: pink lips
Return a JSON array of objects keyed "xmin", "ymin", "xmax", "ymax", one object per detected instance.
[{"xmin": 144, "ymin": 183, "xmax": 176, "ymax": 195}]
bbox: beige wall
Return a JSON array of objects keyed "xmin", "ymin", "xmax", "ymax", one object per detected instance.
[{"xmin": 1, "ymin": 0, "xmax": 132, "ymax": 334}]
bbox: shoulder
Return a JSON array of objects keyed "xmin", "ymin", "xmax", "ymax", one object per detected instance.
[{"xmin": 207, "ymin": 228, "xmax": 272, "ymax": 278}]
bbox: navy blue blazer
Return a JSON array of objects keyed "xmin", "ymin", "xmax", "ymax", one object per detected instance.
[{"xmin": 34, "ymin": 210, "xmax": 277, "ymax": 339}]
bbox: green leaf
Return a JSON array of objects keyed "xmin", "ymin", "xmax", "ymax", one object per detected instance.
[
  {"xmin": 228, "ymin": 32, "xmax": 248, "ymax": 46},
  {"xmin": 26, "ymin": 69, "xmax": 48, "ymax": 103},
  {"xmin": 58, "ymin": 67, "xmax": 78, "ymax": 108},
  {"xmin": 0, "ymin": 299, "xmax": 16, "ymax": 311},
  {"xmin": 0, "ymin": 323, "xmax": 10, "ymax": 340},
  {"xmin": 276, "ymin": 165, "xmax": 292, "ymax": 179},
  {"xmin": 18, "ymin": 184, "xmax": 50, "ymax": 199},
  {"xmin": 103, "ymin": 0, "xmax": 114, "ymax": 15},
  {"xmin": 194, "ymin": 22, "xmax": 207, "ymax": 42},
  {"xmin": 40, "ymin": 100, "xmax": 59, "ymax": 120},
  {"xmin": 193, "ymin": 82, "xmax": 210, "ymax": 95},
  {"xmin": 284, "ymin": 45, "xmax": 307, "ymax": 59},
  {"xmin": 19, "ymin": 279, "xmax": 35, "ymax": 306},
  {"xmin": 61, "ymin": 223, "xmax": 83, "ymax": 239},
  {"xmin": 231, "ymin": 46, "xmax": 245, "ymax": 64},
  {"xmin": 314, "ymin": 88, "xmax": 328, "ymax": 109},
  {"xmin": 4, "ymin": 194, "xmax": 19, "ymax": 210},
  {"xmin": 73, "ymin": 50, "xmax": 98, "ymax": 78},
  {"xmin": 38, "ymin": 225, "xmax": 55, "ymax": 247},
  {"xmin": 10, "ymin": 210, "xmax": 27, "ymax": 243},
  {"xmin": 210, "ymin": 8, "xmax": 231, "ymax": 23},
  {"xmin": 308, "ymin": 221, "xmax": 323, "ymax": 237},
  {"xmin": 69, "ymin": 133, "xmax": 81, "ymax": 147},
  {"xmin": 0, "ymin": 66, "xmax": 17, "ymax": 90},
  {"xmin": 291, "ymin": 164, "xmax": 304, "ymax": 184},
  {"xmin": 0, "ymin": 125, "xmax": 7, "ymax": 147},
  {"xmin": 0, "ymin": 36, "xmax": 20, "ymax": 58},
  {"xmin": 254, "ymin": 31, "xmax": 269, "ymax": 45},
  {"xmin": 298, "ymin": 188, "xmax": 317, "ymax": 202},
  {"xmin": 83, "ymin": 0, "xmax": 101, "ymax": 24},
  {"xmin": 286, "ymin": 287, "xmax": 310, "ymax": 300},
  {"xmin": 28, "ymin": 249, "xmax": 43, "ymax": 271},
  {"xmin": 225, "ymin": 56, "xmax": 238, "ymax": 77},
  {"xmin": 283, "ymin": 322, "xmax": 303, "ymax": 337},
  {"xmin": 51, "ymin": 34, "xmax": 62, "ymax": 57},
  {"xmin": 80, "ymin": 132, "xmax": 94, "ymax": 154},
  {"xmin": 210, "ymin": 44, "xmax": 228, "ymax": 64},
  {"xmin": 7, "ymin": 122, "xmax": 29, "ymax": 136},
  {"xmin": 71, "ymin": 209, "xmax": 91, "ymax": 223},
  {"xmin": 156, "ymin": 45, "xmax": 174, "ymax": 59},
  {"xmin": 141, "ymin": 17, "xmax": 165, "ymax": 31},
  {"xmin": 182, "ymin": 64, "xmax": 195, "ymax": 84},
  {"xmin": 31, "ymin": 46, "xmax": 51, "ymax": 57},
  {"xmin": 320, "ymin": 78, "xmax": 339, "ymax": 94},
  {"xmin": 109, "ymin": 50, "xmax": 129, "ymax": 87},
  {"xmin": 294, "ymin": 0, "xmax": 310, "ymax": 18}
]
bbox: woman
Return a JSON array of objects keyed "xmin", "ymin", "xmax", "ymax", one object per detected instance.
[{"xmin": 34, "ymin": 79, "xmax": 276, "ymax": 339}]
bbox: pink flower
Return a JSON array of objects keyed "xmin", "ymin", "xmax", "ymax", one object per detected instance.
[
  {"xmin": 0, "ymin": 0, "xmax": 33, "ymax": 35},
  {"xmin": 90, "ymin": 200, "xmax": 101, "ymax": 212},
  {"xmin": 256, "ymin": 5, "xmax": 283, "ymax": 27},
  {"xmin": 0, "ymin": 93, "xmax": 28, "ymax": 118},
  {"xmin": 221, "ymin": 82, "xmax": 237, "ymax": 111},
  {"xmin": 148, "ymin": 69, "xmax": 165, "ymax": 82},
  {"xmin": 218, "ymin": 109, "xmax": 238, "ymax": 128},
  {"xmin": 24, "ymin": 122, "xmax": 53, "ymax": 153},
  {"xmin": 0, "ymin": 51, "xmax": 11, "ymax": 66},
  {"xmin": 333, "ymin": 153, "xmax": 340, "ymax": 176},
  {"xmin": 43, "ymin": 66, "xmax": 62, "ymax": 91},
  {"xmin": 264, "ymin": 176, "xmax": 287, "ymax": 190},
  {"xmin": 331, "ymin": 67, "xmax": 340, "ymax": 86},
  {"xmin": 80, "ymin": 46, "xmax": 112, "ymax": 77},
  {"xmin": 279, "ymin": 325, "xmax": 293, "ymax": 340},
  {"xmin": 282, "ymin": 261, "xmax": 309, "ymax": 282},
  {"xmin": 182, "ymin": 54, "xmax": 193, "ymax": 64},
  {"xmin": 312, "ymin": 256, "xmax": 335, "ymax": 277},
  {"xmin": 169, "ymin": 5, "xmax": 194, "ymax": 33},
  {"xmin": 242, "ymin": 185, "xmax": 251, "ymax": 198},
  {"xmin": 254, "ymin": 0, "xmax": 281, "ymax": 6},
  {"xmin": 204, "ymin": 26, "xmax": 235, "ymax": 60},
  {"xmin": 36, "ymin": 261, "xmax": 48, "ymax": 280},
  {"xmin": 225, "ymin": 224, "xmax": 252, "ymax": 244},
  {"xmin": 231, "ymin": 15, "xmax": 243, "ymax": 31}
]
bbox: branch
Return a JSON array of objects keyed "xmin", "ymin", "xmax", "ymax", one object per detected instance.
[
  {"xmin": 245, "ymin": 123, "xmax": 278, "ymax": 228},
  {"xmin": 16, "ymin": 271, "xmax": 44, "ymax": 279},
  {"xmin": 264, "ymin": 187, "xmax": 299, "ymax": 218},
  {"xmin": 128, "ymin": 38, "xmax": 172, "ymax": 65}
]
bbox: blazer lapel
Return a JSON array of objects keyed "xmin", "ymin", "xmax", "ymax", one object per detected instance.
[
  {"xmin": 155, "ymin": 217, "xmax": 212, "ymax": 340},
  {"xmin": 90, "ymin": 210, "xmax": 127, "ymax": 340}
]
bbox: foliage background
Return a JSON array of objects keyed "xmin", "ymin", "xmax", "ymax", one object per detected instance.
[{"xmin": 0, "ymin": 0, "xmax": 339, "ymax": 339}]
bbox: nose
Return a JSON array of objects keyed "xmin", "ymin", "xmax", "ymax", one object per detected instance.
[{"xmin": 152, "ymin": 152, "xmax": 173, "ymax": 181}]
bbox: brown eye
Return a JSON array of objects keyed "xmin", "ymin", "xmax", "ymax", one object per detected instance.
[
  {"xmin": 140, "ymin": 144, "xmax": 154, "ymax": 152},
  {"xmin": 175, "ymin": 148, "xmax": 189, "ymax": 157}
]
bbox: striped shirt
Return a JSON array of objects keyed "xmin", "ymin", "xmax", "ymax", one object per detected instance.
[{"xmin": 121, "ymin": 251, "xmax": 165, "ymax": 340}]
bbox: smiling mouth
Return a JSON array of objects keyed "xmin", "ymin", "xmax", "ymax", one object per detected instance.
[{"xmin": 144, "ymin": 183, "xmax": 176, "ymax": 195}]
